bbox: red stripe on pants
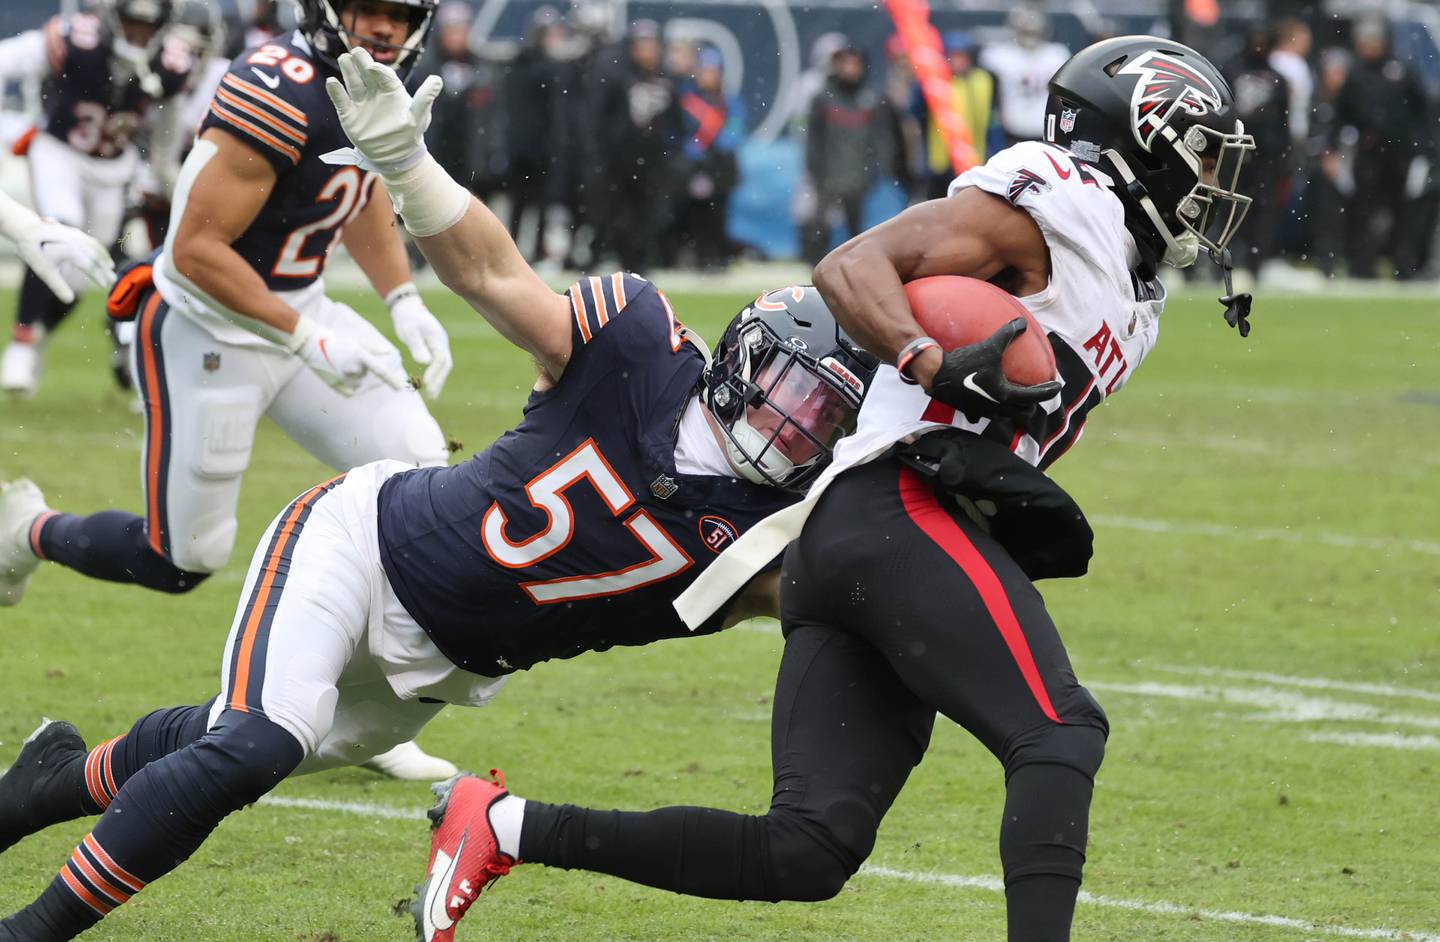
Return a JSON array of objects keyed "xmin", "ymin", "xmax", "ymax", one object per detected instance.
[{"xmin": 897, "ymin": 466, "xmax": 1062, "ymax": 723}]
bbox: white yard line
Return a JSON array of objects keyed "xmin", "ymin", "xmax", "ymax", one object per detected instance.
[
  {"xmin": 261, "ymin": 795, "xmax": 426, "ymax": 821},
  {"xmin": 1089, "ymin": 514, "xmax": 1440, "ymax": 556},
  {"xmin": 1087, "ymin": 681, "xmax": 1440, "ymax": 729},
  {"xmin": 1151, "ymin": 665, "xmax": 1440, "ymax": 704},
  {"xmin": 255, "ymin": 795, "xmax": 1440, "ymax": 941},
  {"xmin": 1303, "ymin": 731, "xmax": 1440, "ymax": 752},
  {"xmin": 862, "ymin": 866, "xmax": 1440, "ymax": 942}
]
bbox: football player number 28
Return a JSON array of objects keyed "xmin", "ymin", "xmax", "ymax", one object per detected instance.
[
  {"xmin": 482, "ymin": 439, "xmax": 693, "ymax": 604},
  {"xmin": 273, "ymin": 167, "xmax": 367, "ymax": 279}
]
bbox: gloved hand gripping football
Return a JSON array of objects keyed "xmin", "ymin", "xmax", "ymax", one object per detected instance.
[{"xmin": 927, "ymin": 318, "xmax": 1062, "ymax": 424}]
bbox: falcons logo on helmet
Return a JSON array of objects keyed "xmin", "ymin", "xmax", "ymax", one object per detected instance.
[{"xmin": 1119, "ymin": 51, "xmax": 1223, "ymax": 152}]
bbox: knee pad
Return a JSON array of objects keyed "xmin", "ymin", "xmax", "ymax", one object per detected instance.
[{"xmin": 166, "ymin": 519, "xmax": 235, "ymax": 574}]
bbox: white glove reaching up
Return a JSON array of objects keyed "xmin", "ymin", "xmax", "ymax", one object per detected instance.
[
  {"xmin": 322, "ymin": 48, "xmax": 442, "ymax": 174},
  {"xmin": 287, "ymin": 314, "xmax": 408, "ymax": 396},
  {"xmin": 0, "ymin": 192, "xmax": 115, "ymax": 304},
  {"xmin": 386, "ymin": 282, "xmax": 452, "ymax": 399}
]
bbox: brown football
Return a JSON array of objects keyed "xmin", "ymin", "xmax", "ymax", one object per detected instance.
[{"xmin": 903, "ymin": 275, "xmax": 1056, "ymax": 386}]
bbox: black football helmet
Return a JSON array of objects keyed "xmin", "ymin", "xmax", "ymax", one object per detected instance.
[
  {"xmin": 297, "ymin": 0, "xmax": 438, "ymax": 78},
  {"xmin": 169, "ymin": 0, "xmax": 225, "ymax": 63},
  {"xmin": 701, "ymin": 287, "xmax": 879, "ymax": 492},
  {"xmin": 1044, "ymin": 35, "xmax": 1254, "ymax": 269}
]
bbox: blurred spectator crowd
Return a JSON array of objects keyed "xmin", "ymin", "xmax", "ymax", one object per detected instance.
[
  {"xmin": 12, "ymin": 0, "xmax": 1434, "ymax": 281},
  {"xmin": 404, "ymin": 0, "xmax": 1440, "ymax": 282}
]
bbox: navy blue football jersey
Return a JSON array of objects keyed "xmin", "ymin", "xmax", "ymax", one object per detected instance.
[
  {"xmin": 199, "ymin": 31, "xmax": 378, "ymax": 290},
  {"xmin": 378, "ymin": 274, "xmax": 796, "ymax": 675},
  {"xmin": 40, "ymin": 13, "xmax": 193, "ymax": 158}
]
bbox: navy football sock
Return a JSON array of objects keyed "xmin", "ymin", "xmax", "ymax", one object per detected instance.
[
  {"xmin": 80, "ymin": 702, "xmax": 215, "ymax": 814},
  {"xmin": 9, "ymin": 711, "xmax": 302, "ymax": 940},
  {"xmin": 35, "ymin": 511, "xmax": 209, "ymax": 594},
  {"xmin": 18, "ymin": 267, "xmax": 78, "ymax": 332}
]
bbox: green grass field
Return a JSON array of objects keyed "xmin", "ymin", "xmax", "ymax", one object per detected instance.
[{"xmin": 2, "ymin": 283, "xmax": 1438, "ymax": 941}]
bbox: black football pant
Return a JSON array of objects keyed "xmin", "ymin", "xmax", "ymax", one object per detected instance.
[{"xmin": 522, "ymin": 458, "xmax": 1108, "ymax": 941}]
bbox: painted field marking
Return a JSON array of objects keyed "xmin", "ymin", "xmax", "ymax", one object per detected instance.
[
  {"xmin": 255, "ymin": 795, "xmax": 1440, "ymax": 941},
  {"xmin": 863, "ymin": 866, "xmax": 1440, "ymax": 942},
  {"xmin": 1152, "ymin": 665, "xmax": 1440, "ymax": 705},
  {"xmin": 1303, "ymin": 731, "xmax": 1440, "ymax": 752},
  {"xmin": 1089, "ymin": 514, "xmax": 1440, "ymax": 556},
  {"xmin": 1088, "ymin": 681, "xmax": 1440, "ymax": 730}
]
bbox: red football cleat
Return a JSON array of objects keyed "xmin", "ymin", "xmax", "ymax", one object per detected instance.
[{"xmin": 412, "ymin": 770, "xmax": 517, "ymax": 942}]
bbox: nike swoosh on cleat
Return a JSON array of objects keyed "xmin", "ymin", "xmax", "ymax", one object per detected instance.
[
  {"xmin": 251, "ymin": 68, "xmax": 282, "ymax": 89},
  {"xmin": 423, "ymin": 833, "xmax": 466, "ymax": 936}
]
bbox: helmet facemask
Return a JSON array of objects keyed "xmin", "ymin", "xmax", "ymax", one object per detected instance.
[
  {"xmin": 305, "ymin": 0, "xmax": 436, "ymax": 78},
  {"xmin": 1103, "ymin": 115, "xmax": 1255, "ymax": 268},
  {"xmin": 706, "ymin": 314, "xmax": 867, "ymax": 492}
]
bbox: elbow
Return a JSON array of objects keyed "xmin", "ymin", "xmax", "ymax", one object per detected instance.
[
  {"xmin": 813, "ymin": 240, "xmax": 865, "ymax": 300},
  {"xmin": 435, "ymin": 264, "xmax": 487, "ymax": 307}
]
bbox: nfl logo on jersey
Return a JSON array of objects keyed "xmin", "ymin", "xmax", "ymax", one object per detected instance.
[
  {"xmin": 1059, "ymin": 108, "xmax": 1078, "ymax": 134},
  {"xmin": 203, "ymin": 352, "xmax": 221, "ymax": 373}
]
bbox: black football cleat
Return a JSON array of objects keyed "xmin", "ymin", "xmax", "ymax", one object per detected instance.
[{"xmin": 0, "ymin": 719, "xmax": 89, "ymax": 853}]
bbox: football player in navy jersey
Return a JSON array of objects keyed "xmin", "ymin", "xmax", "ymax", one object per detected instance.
[
  {"xmin": 0, "ymin": 0, "xmax": 458, "ymax": 779},
  {"xmin": 0, "ymin": 46, "xmax": 879, "ymax": 942},
  {"xmin": 0, "ymin": 0, "xmax": 192, "ymax": 395}
]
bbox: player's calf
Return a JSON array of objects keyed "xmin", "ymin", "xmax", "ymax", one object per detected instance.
[
  {"xmin": 1, "ymin": 703, "xmax": 214, "ymax": 857},
  {"xmin": 1, "ymin": 710, "xmax": 301, "ymax": 941},
  {"xmin": 999, "ymin": 717, "xmax": 1108, "ymax": 942}
]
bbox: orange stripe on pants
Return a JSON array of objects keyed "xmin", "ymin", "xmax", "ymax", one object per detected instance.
[
  {"xmin": 137, "ymin": 293, "xmax": 166, "ymax": 557},
  {"xmin": 228, "ymin": 479, "xmax": 338, "ymax": 712}
]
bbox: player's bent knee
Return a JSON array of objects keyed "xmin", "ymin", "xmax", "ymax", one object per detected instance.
[
  {"xmin": 191, "ymin": 710, "xmax": 306, "ymax": 808},
  {"xmin": 764, "ymin": 802, "xmax": 876, "ymax": 901},
  {"xmin": 166, "ymin": 519, "xmax": 237, "ymax": 574},
  {"xmin": 1006, "ymin": 720, "xmax": 1108, "ymax": 782}
]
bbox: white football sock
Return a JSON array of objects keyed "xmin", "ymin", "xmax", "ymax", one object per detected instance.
[{"xmin": 487, "ymin": 794, "xmax": 526, "ymax": 860}]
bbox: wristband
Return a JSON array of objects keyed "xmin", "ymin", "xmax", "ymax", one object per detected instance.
[
  {"xmin": 379, "ymin": 153, "xmax": 471, "ymax": 238},
  {"xmin": 385, "ymin": 281, "xmax": 421, "ymax": 309},
  {"xmin": 895, "ymin": 336, "xmax": 941, "ymax": 385},
  {"xmin": 284, "ymin": 314, "xmax": 317, "ymax": 353}
]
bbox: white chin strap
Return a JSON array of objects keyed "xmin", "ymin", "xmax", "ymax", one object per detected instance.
[
  {"xmin": 725, "ymin": 420, "xmax": 795, "ymax": 485},
  {"xmin": 1103, "ymin": 148, "xmax": 1201, "ymax": 269},
  {"xmin": 1164, "ymin": 230, "xmax": 1200, "ymax": 267}
]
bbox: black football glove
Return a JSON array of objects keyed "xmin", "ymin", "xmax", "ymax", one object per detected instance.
[{"xmin": 927, "ymin": 317, "xmax": 1062, "ymax": 424}]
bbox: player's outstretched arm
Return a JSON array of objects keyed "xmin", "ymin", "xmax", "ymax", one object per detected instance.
[
  {"xmin": 323, "ymin": 48, "xmax": 573, "ymax": 381},
  {"xmin": 812, "ymin": 188, "xmax": 1049, "ymax": 389},
  {"xmin": 0, "ymin": 189, "xmax": 115, "ymax": 304}
]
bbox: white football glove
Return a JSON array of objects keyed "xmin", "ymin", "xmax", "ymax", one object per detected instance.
[
  {"xmin": 0, "ymin": 197, "xmax": 115, "ymax": 305},
  {"xmin": 286, "ymin": 314, "xmax": 408, "ymax": 397},
  {"xmin": 322, "ymin": 48, "xmax": 442, "ymax": 174},
  {"xmin": 386, "ymin": 282, "xmax": 451, "ymax": 399}
]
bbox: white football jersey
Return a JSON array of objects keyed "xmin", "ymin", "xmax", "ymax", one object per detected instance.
[
  {"xmin": 673, "ymin": 141, "xmax": 1169, "ymax": 628},
  {"xmin": 817, "ymin": 140, "xmax": 1166, "ymax": 492},
  {"xmin": 979, "ymin": 42, "xmax": 1073, "ymax": 140}
]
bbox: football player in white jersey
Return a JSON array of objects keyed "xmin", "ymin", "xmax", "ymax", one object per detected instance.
[
  {"xmin": 411, "ymin": 35, "xmax": 1256, "ymax": 942},
  {"xmin": 979, "ymin": 6, "xmax": 1072, "ymax": 145}
]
